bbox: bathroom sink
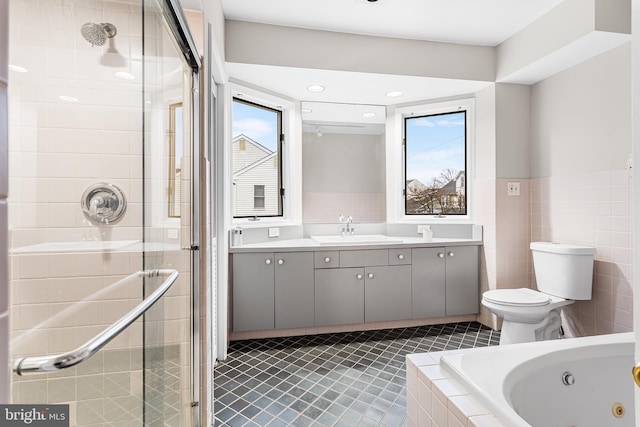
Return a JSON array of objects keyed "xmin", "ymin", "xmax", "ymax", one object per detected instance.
[{"xmin": 310, "ymin": 234, "xmax": 403, "ymax": 245}]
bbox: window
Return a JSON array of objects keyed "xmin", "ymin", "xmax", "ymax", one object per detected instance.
[
  {"xmin": 168, "ymin": 102, "xmax": 183, "ymax": 218},
  {"xmin": 404, "ymin": 110, "xmax": 467, "ymax": 216},
  {"xmin": 254, "ymin": 185, "xmax": 265, "ymax": 209},
  {"xmin": 232, "ymin": 98, "xmax": 283, "ymax": 218}
]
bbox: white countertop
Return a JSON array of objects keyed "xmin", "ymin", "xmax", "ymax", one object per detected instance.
[{"xmin": 230, "ymin": 236, "xmax": 482, "ymax": 252}]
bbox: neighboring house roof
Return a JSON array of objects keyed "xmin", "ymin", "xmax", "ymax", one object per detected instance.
[
  {"xmin": 440, "ymin": 179, "xmax": 458, "ymax": 195},
  {"xmin": 440, "ymin": 171, "xmax": 465, "ymax": 195},
  {"xmin": 233, "ymin": 152, "xmax": 277, "ymax": 179},
  {"xmin": 406, "ymin": 179, "xmax": 426, "ymax": 188},
  {"xmin": 233, "ymin": 134, "xmax": 273, "ymax": 156}
]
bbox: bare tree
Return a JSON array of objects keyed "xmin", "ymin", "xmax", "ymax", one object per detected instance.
[{"xmin": 406, "ymin": 168, "xmax": 465, "ymax": 215}]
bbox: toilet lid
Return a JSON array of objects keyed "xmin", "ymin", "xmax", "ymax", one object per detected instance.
[{"xmin": 483, "ymin": 288, "xmax": 551, "ymax": 307}]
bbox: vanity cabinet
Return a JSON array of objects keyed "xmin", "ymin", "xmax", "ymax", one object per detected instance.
[
  {"xmin": 233, "ymin": 252, "xmax": 314, "ymax": 331},
  {"xmin": 411, "ymin": 246, "xmax": 479, "ymax": 318},
  {"xmin": 232, "ymin": 243, "xmax": 479, "ymax": 333},
  {"xmin": 316, "ymin": 249, "xmax": 411, "ymax": 324}
]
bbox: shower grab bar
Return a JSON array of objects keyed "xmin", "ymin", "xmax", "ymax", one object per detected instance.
[{"xmin": 13, "ymin": 269, "xmax": 179, "ymax": 375}]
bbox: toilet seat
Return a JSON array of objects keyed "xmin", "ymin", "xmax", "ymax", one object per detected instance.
[{"xmin": 483, "ymin": 288, "xmax": 550, "ymax": 307}]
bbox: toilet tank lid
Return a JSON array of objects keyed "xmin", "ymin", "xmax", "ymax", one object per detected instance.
[{"xmin": 530, "ymin": 241, "xmax": 596, "ymax": 255}]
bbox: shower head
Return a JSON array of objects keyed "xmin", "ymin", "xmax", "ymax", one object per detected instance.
[{"xmin": 81, "ymin": 22, "xmax": 117, "ymax": 47}]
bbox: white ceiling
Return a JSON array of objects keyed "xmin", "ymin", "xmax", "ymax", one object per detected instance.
[
  {"xmin": 185, "ymin": 0, "xmax": 569, "ymax": 120},
  {"xmin": 220, "ymin": 0, "xmax": 564, "ymax": 46}
]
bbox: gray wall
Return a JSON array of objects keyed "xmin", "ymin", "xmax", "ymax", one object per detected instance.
[
  {"xmin": 225, "ymin": 20, "xmax": 495, "ymax": 82},
  {"xmin": 496, "ymin": 83, "xmax": 531, "ymax": 179},
  {"xmin": 302, "ymin": 132, "xmax": 385, "ymax": 193},
  {"xmin": 530, "ymin": 44, "xmax": 631, "ymax": 177},
  {"xmin": 475, "ymin": 85, "xmax": 497, "ymax": 180}
]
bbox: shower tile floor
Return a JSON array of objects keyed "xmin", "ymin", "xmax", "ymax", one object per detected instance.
[{"xmin": 213, "ymin": 321, "xmax": 500, "ymax": 426}]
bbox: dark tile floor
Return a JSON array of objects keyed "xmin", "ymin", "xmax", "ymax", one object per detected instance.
[{"xmin": 213, "ymin": 322, "xmax": 500, "ymax": 426}]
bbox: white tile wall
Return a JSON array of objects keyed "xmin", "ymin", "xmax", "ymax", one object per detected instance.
[
  {"xmin": 530, "ymin": 171, "xmax": 633, "ymax": 336},
  {"xmin": 1, "ymin": 0, "xmax": 8, "ymax": 404},
  {"xmin": 406, "ymin": 351, "xmax": 507, "ymax": 427},
  {"xmin": 476, "ymin": 173, "xmax": 632, "ymax": 338}
]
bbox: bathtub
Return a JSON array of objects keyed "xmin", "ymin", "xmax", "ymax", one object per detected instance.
[{"xmin": 440, "ymin": 332, "xmax": 635, "ymax": 427}]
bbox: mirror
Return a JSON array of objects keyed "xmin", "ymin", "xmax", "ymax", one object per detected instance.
[
  {"xmin": 168, "ymin": 102, "xmax": 183, "ymax": 218},
  {"xmin": 301, "ymin": 102, "xmax": 387, "ymax": 223}
]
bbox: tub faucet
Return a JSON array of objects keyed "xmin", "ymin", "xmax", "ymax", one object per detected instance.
[{"xmin": 339, "ymin": 215, "xmax": 355, "ymax": 235}]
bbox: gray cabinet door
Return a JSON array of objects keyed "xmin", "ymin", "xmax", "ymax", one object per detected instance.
[
  {"xmin": 315, "ymin": 268, "xmax": 364, "ymax": 326},
  {"xmin": 275, "ymin": 252, "xmax": 315, "ymax": 329},
  {"xmin": 364, "ymin": 265, "xmax": 411, "ymax": 322},
  {"xmin": 232, "ymin": 253, "xmax": 275, "ymax": 331},
  {"xmin": 445, "ymin": 246, "xmax": 479, "ymax": 315},
  {"xmin": 411, "ymin": 248, "xmax": 446, "ymax": 318}
]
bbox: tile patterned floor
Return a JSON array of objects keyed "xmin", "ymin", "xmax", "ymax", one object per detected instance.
[{"xmin": 214, "ymin": 322, "xmax": 500, "ymax": 426}]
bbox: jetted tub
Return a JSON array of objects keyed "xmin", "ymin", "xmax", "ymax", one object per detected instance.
[{"xmin": 440, "ymin": 332, "xmax": 635, "ymax": 427}]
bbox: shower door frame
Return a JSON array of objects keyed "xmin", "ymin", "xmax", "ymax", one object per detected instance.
[{"xmin": 144, "ymin": 1, "xmax": 202, "ymax": 425}]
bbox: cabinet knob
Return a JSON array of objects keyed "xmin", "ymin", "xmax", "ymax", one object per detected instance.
[
  {"xmin": 448, "ymin": 252, "xmax": 455, "ymax": 257},
  {"xmin": 356, "ymin": 274, "xmax": 363, "ymax": 280},
  {"xmin": 324, "ymin": 257, "xmax": 331, "ymax": 263},
  {"xmin": 368, "ymin": 273, "xmax": 374, "ymax": 279},
  {"xmin": 438, "ymin": 253, "xmax": 444, "ymax": 258},
  {"xmin": 278, "ymin": 259, "xmax": 284, "ymax": 265},
  {"xmin": 398, "ymin": 254, "xmax": 404, "ymax": 260},
  {"xmin": 265, "ymin": 259, "xmax": 272, "ymax": 265}
]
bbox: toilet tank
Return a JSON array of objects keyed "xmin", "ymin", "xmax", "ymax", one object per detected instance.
[{"xmin": 530, "ymin": 242, "xmax": 596, "ymax": 300}]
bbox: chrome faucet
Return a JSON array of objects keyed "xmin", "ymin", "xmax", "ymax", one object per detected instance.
[{"xmin": 339, "ymin": 214, "xmax": 355, "ymax": 236}]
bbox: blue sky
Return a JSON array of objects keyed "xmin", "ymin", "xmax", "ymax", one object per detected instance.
[
  {"xmin": 232, "ymin": 100, "xmax": 279, "ymax": 152},
  {"xmin": 405, "ymin": 111, "xmax": 466, "ymax": 185}
]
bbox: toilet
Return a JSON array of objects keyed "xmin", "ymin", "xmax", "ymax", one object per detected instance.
[{"xmin": 482, "ymin": 242, "xmax": 596, "ymax": 345}]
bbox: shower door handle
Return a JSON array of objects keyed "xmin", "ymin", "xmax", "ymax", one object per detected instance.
[{"xmin": 13, "ymin": 269, "xmax": 179, "ymax": 375}]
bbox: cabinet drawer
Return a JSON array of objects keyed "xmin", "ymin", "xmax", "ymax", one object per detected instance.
[
  {"xmin": 388, "ymin": 248, "xmax": 411, "ymax": 265},
  {"xmin": 315, "ymin": 251, "xmax": 339, "ymax": 268},
  {"xmin": 340, "ymin": 249, "xmax": 388, "ymax": 267}
]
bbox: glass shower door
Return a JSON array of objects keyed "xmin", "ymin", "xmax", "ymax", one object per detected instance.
[{"xmin": 7, "ymin": 0, "xmax": 198, "ymax": 425}]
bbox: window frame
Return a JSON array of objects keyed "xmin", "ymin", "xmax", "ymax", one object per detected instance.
[
  {"xmin": 404, "ymin": 110, "xmax": 468, "ymax": 217},
  {"xmin": 232, "ymin": 96, "xmax": 283, "ymax": 219},
  {"xmin": 230, "ymin": 84, "xmax": 298, "ymax": 226},
  {"xmin": 387, "ymin": 98, "xmax": 475, "ymax": 223}
]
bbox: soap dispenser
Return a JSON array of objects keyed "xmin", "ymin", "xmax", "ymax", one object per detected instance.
[
  {"xmin": 422, "ymin": 226, "xmax": 433, "ymax": 242},
  {"xmin": 231, "ymin": 226, "xmax": 243, "ymax": 246}
]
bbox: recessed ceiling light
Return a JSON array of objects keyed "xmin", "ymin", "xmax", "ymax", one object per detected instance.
[
  {"xmin": 362, "ymin": 112, "xmax": 376, "ymax": 118},
  {"xmin": 8, "ymin": 64, "xmax": 28, "ymax": 73},
  {"xmin": 386, "ymin": 91, "xmax": 403, "ymax": 98},
  {"xmin": 301, "ymin": 108, "xmax": 312, "ymax": 114},
  {"xmin": 307, "ymin": 85, "xmax": 325, "ymax": 93},
  {"xmin": 59, "ymin": 95, "xmax": 79, "ymax": 102},
  {"xmin": 115, "ymin": 71, "xmax": 135, "ymax": 80}
]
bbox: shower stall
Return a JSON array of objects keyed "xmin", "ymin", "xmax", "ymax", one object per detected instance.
[{"xmin": 7, "ymin": 0, "xmax": 202, "ymax": 425}]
